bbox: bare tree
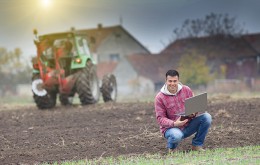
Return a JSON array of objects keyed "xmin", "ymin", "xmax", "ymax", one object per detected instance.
[
  {"xmin": 173, "ymin": 12, "xmax": 246, "ymax": 39},
  {"xmin": 0, "ymin": 47, "xmax": 31, "ymax": 96}
]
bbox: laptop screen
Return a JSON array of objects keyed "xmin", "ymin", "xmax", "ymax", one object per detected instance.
[{"xmin": 184, "ymin": 92, "xmax": 207, "ymax": 116}]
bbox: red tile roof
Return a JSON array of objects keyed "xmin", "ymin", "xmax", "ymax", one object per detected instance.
[
  {"xmin": 243, "ymin": 33, "xmax": 260, "ymax": 53},
  {"xmin": 127, "ymin": 33, "xmax": 260, "ymax": 83},
  {"xmin": 126, "ymin": 53, "xmax": 177, "ymax": 83},
  {"xmin": 161, "ymin": 34, "xmax": 259, "ymax": 60}
]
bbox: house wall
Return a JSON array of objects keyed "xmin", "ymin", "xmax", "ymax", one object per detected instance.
[
  {"xmin": 207, "ymin": 78, "xmax": 260, "ymax": 93},
  {"xmin": 97, "ymin": 28, "xmax": 149, "ymax": 62},
  {"xmin": 96, "ymin": 28, "xmax": 150, "ymax": 96},
  {"xmin": 226, "ymin": 57, "xmax": 258, "ymax": 79},
  {"xmin": 16, "ymin": 84, "xmax": 32, "ymax": 97}
]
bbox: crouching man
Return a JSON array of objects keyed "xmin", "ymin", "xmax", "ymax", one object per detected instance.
[{"xmin": 154, "ymin": 69, "xmax": 212, "ymax": 152}]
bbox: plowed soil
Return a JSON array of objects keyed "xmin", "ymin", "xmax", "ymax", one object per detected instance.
[{"xmin": 0, "ymin": 97, "xmax": 259, "ymax": 164}]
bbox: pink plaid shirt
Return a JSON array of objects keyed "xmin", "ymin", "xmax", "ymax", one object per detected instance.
[{"xmin": 154, "ymin": 84, "xmax": 193, "ymax": 135}]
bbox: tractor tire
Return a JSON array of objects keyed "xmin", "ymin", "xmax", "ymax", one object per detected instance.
[
  {"xmin": 101, "ymin": 74, "xmax": 117, "ymax": 102},
  {"xmin": 59, "ymin": 86, "xmax": 75, "ymax": 105},
  {"xmin": 75, "ymin": 65, "xmax": 100, "ymax": 105},
  {"xmin": 59, "ymin": 93, "xmax": 72, "ymax": 105},
  {"xmin": 32, "ymin": 74, "xmax": 57, "ymax": 109}
]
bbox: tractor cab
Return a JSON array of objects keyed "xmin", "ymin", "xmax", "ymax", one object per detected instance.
[{"xmin": 34, "ymin": 31, "xmax": 93, "ymax": 76}]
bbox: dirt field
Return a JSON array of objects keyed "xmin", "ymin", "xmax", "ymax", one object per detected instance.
[{"xmin": 0, "ymin": 96, "xmax": 259, "ymax": 164}]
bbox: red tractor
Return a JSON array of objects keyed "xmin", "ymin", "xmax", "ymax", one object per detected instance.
[{"xmin": 31, "ymin": 29, "xmax": 117, "ymax": 109}]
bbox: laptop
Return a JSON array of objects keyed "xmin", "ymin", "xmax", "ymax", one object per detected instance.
[{"xmin": 182, "ymin": 92, "xmax": 207, "ymax": 116}]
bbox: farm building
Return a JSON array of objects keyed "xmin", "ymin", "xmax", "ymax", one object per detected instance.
[
  {"xmin": 127, "ymin": 33, "xmax": 260, "ymax": 93},
  {"xmin": 77, "ymin": 24, "xmax": 151, "ymax": 95}
]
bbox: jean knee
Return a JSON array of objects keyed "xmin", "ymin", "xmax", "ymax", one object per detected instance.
[
  {"xmin": 203, "ymin": 112, "xmax": 212, "ymax": 124},
  {"xmin": 169, "ymin": 129, "xmax": 183, "ymax": 143}
]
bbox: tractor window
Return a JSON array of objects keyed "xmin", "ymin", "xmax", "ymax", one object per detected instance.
[
  {"xmin": 76, "ymin": 37, "xmax": 91, "ymax": 55},
  {"xmin": 41, "ymin": 39, "xmax": 54, "ymax": 59},
  {"xmin": 53, "ymin": 38, "xmax": 75, "ymax": 56},
  {"xmin": 53, "ymin": 39, "xmax": 64, "ymax": 48},
  {"xmin": 43, "ymin": 47, "xmax": 53, "ymax": 59}
]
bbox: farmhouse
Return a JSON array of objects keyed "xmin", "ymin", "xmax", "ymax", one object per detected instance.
[
  {"xmin": 77, "ymin": 24, "xmax": 151, "ymax": 95},
  {"xmin": 126, "ymin": 33, "xmax": 260, "ymax": 93}
]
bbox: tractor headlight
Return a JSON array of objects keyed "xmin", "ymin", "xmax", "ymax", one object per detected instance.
[{"xmin": 74, "ymin": 58, "xmax": 82, "ymax": 64}]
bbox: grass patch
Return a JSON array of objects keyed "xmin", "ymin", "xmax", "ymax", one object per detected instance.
[
  {"xmin": 0, "ymin": 95, "xmax": 34, "ymax": 105},
  {"xmin": 44, "ymin": 145, "xmax": 260, "ymax": 165}
]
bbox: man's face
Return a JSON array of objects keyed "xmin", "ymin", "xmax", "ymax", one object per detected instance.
[{"xmin": 166, "ymin": 75, "xmax": 179, "ymax": 94}]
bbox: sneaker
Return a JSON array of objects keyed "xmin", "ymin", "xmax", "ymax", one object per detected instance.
[{"xmin": 191, "ymin": 146, "xmax": 205, "ymax": 152}]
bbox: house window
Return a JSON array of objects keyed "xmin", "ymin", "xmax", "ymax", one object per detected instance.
[
  {"xmin": 110, "ymin": 54, "xmax": 120, "ymax": 62},
  {"xmin": 114, "ymin": 32, "xmax": 121, "ymax": 38}
]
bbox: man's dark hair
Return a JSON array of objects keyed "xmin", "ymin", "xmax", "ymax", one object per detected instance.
[{"xmin": 166, "ymin": 69, "xmax": 179, "ymax": 78}]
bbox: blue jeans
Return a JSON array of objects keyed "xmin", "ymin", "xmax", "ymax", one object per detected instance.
[{"xmin": 164, "ymin": 112, "xmax": 212, "ymax": 149}]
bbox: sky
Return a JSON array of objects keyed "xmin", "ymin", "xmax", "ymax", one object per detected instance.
[{"xmin": 1, "ymin": 0, "xmax": 260, "ymax": 60}]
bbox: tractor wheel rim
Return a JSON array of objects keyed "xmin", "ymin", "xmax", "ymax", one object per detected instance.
[{"xmin": 32, "ymin": 79, "xmax": 47, "ymax": 96}]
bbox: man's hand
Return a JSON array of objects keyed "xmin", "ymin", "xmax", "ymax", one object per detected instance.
[
  {"xmin": 188, "ymin": 112, "xmax": 198, "ymax": 119},
  {"xmin": 180, "ymin": 112, "xmax": 198, "ymax": 121},
  {"xmin": 174, "ymin": 116, "xmax": 188, "ymax": 127}
]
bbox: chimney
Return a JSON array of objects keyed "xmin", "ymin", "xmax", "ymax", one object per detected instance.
[
  {"xmin": 70, "ymin": 27, "xmax": 75, "ymax": 31},
  {"xmin": 98, "ymin": 23, "xmax": 102, "ymax": 30}
]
